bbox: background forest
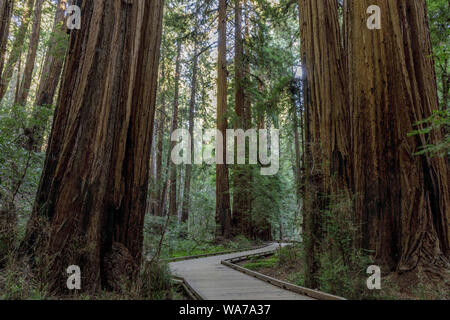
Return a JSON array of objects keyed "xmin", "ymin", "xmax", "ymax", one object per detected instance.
[{"xmin": 0, "ymin": 0, "xmax": 448, "ymax": 300}]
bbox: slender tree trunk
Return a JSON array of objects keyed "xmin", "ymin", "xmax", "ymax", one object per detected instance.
[
  {"xmin": 30, "ymin": 0, "xmax": 68, "ymax": 152},
  {"xmin": 243, "ymin": 0, "xmax": 253, "ymax": 237},
  {"xmin": 154, "ymin": 97, "xmax": 166, "ymax": 216},
  {"xmin": 181, "ymin": 48, "xmax": 198, "ymax": 223},
  {"xmin": 169, "ymin": 40, "xmax": 182, "ymax": 217},
  {"xmin": 14, "ymin": 53, "xmax": 22, "ymax": 103},
  {"xmin": 441, "ymin": 59, "xmax": 449, "ymax": 110},
  {"xmin": 216, "ymin": 0, "xmax": 232, "ymax": 239},
  {"xmin": 151, "ymin": 110, "xmax": 164, "ymax": 216},
  {"xmin": 15, "ymin": 0, "xmax": 44, "ymax": 106},
  {"xmin": 21, "ymin": 0, "xmax": 164, "ymax": 293},
  {"xmin": 0, "ymin": 0, "xmax": 14, "ymax": 78},
  {"xmin": 290, "ymin": 80, "xmax": 303, "ymax": 218},
  {"xmin": 0, "ymin": 0, "xmax": 34, "ymax": 102},
  {"xmin": 298, "ymin": 0, "xmax": 349, "ymax": 288},
  {"xmin": 231, "ymin": 0, "xmax": 252, "ymax": 238},
  {"xmin": 345, "ymin": 0, "xmax": 449, "ymax": 272},
  {"xmin": 148, "ymin": 111, "xmax": 158, "ymax": 215}
]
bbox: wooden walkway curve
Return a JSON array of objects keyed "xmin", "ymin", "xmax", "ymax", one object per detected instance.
[{"xmin": 169, "ymin": 243, "xmax": 314, "ymax": 300}]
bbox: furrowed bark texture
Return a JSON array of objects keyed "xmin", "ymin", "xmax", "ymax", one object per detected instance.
[
  {"xmin": 0, "ymin": 0, "xmax": 14, "ymax": 78},
  {"xmin": 22, "ymin": 0, "xmax": 164, "ymax": 293},
  {"xmin": 299, "ymin": 0, "xmax": 350, "ymax": 288},
  {"xmin": 345, "ymin": 0, "xmax": 449, "ymax": 271},
  {"xmin": 216, "ymin": 0, "xmax": 232, "ymax": 239}
]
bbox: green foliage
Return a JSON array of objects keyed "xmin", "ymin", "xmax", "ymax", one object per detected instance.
[
  {"xmin": 427, "ymin": 0, "xmax": 449, "ymax": 109},
  {"xmin": 143, "ymin": 216, "xmax": 257, "ymax": 261},
  {"xmin": 314, "ymin": 193, "xmax": 377, "ymax": 300},
  {"xmin": 277, "ymin": 244, "xmax": 302, "ymax": 267},
  {"xmin": 243, "ymin": 257, "xmax": 278, "ymax": 270},
  {"xmin": 409, "ymin": 109, "xmax": 450, "ymax": 157},
  {"xmin": 137, "ymin": 262, "xmax": 173, "ymax": 300},
  {"xmin": 0, "ymin": 257, "xmax": 46, "ymax": 300}
]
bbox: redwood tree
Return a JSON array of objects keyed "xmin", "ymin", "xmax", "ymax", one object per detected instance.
[
  {"xmin": 30, "ymin": 0, "xmax": 68, "ymax": 152},
  {"xmin": 0, "ymin": 0, "xmax": 14, "ymax": 78},
  {"xmin": 181, "ymin": 46, "xmax": 198, "ymax": 223},
  {"xmin": 345, "ymin": 0, "xmax": 449, "ymax": 272},
  {"xmin": 298, "ymin": 0, "xmax": 350, "ymax": 288},
  {"xmin": 169, "ymin": 40, "xmax": 182, "ymax": 217},
  {"xmin": 216, "ymin": 0, "xmax": 232, "ymax": 239},
  {"xmin": 15, "ymin": 0, "xmax": 44, "ymax": 106},
  {"xmin": 0, "ymin": 0, "xmax": 34, "ymax": 102},
  {"xmin": 21, "ymin": 0, "xmax": 164, "ymax": 293},
  {"xmin": 231, "ymin": 0, "xmax": 252, "ymax": 238}
]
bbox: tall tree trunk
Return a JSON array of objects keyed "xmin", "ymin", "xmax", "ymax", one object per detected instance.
[
  {"xmin": 154, "ymin": 68, "xmax": 166, "ymax": 217},
  {"xmin": 0, "ymin": 0, "xmax": 14, "ymax": 78},
  {"xmin": 0, "ymin": 0, "xmax": 34, "ymax": 102},
  {"xmin": 181, "ymin": 48, "xmax": 198, "ymax": 223},
  {"xmin": 345, "ymin": 0, "xmax": 449, "ymax": 272},
  {"xmin": 441, "ymin": 59, "xmax": 449, "ymax": 111},
  {"xmin": 15, "ymin": 0, "xmax": 44, "ymax": 106},
  {"xmin": 169, "ymin": 40, "xmax": 182, "ymax": 217},
  {"xmin": 30, "ymin": 0, "xmax": 68, "ymax": 152},
  {"xmin": 216, "ymin": 0, "xmax": 232, "ymax": 239},
  {"xmin": 21, "ymin": 0, "xmax": 164, "ymax": 293},
  {"xmin": 290, "ymin": 80, "xmax": 303, "ymax": 222},
  {"xmin": 231, "ymin": 0, "xmax": 252, "ymax": 238},
  {"xmin": 298, "ymin": 0, "xmax": 349, "ymax": 288},
  {"xmin": 14, "ymin": 52, "xmax": 22, "ymax": 103}
]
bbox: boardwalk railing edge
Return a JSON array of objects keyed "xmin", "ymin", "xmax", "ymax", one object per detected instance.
[
  {"xmin": 172, "ymin": 276, "xmax": 206, "ymax": 300},
  {"xmin": 161, "ymin": 244, "xmax": 269, "ymax": 263},
  {"xmin": 221, "ymin": 250, "xmax": 346, "ymax": 301}
]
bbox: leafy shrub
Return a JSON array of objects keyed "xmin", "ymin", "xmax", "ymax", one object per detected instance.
[
  {"xmin": 137, "ymin": 262, "xmax": 173, "ymax": 300},
  {"xmin": 277, "ymin": 245, "xmax": 301, "ymax": 267}
]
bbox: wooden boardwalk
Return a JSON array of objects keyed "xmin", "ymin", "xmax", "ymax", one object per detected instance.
[{"xmin": 169, "ymin": 243, "xmax": 314, "ymax": 300}]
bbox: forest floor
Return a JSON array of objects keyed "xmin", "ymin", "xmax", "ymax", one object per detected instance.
[
  {"xmin": 238, "ymin": 247, "xmax": 450, "ymax": 300},
  {"xmin": 237, "ymin": 245, "xmax": 305, "ymax": 289},
  {"xmin": 0, "ymin": 234, "xmax": 262, "ymax": 300}
]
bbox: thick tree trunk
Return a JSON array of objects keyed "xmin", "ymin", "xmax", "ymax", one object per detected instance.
[
  {"xmin": 15, "ymin": 0, "xmax": 44, "ymax": 106},
  {"xmin": 30, "ymin": 0, "xmax": 68, "ymax": 152},
  {"xmin": 345, "ymin": 0, "xmax": 449, "ymax": 272},
  {"xmin": 298, "ymin": 0, "xmax": 349, "ymax": 288},
  {"xmin": 181, "ymin": 48, "xmax": 198, "ymax": 223},
  {"xmin": 216, "ymin": 0, "xmax": 232, "ymax": 239},
  {"xmin": 0, "ymin": 0, "xmax": 14, "ymax": 78},
  {"xmin": 169, "ymin": 40, "xmax": 182, "ymax": 217},
  {"xmin": 0, "ymin": 0, "xmax": 34, "ymax": 102},
  {"xmin": 21, "ymin": 0, "xmax": 164, "ymax": 293}
]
